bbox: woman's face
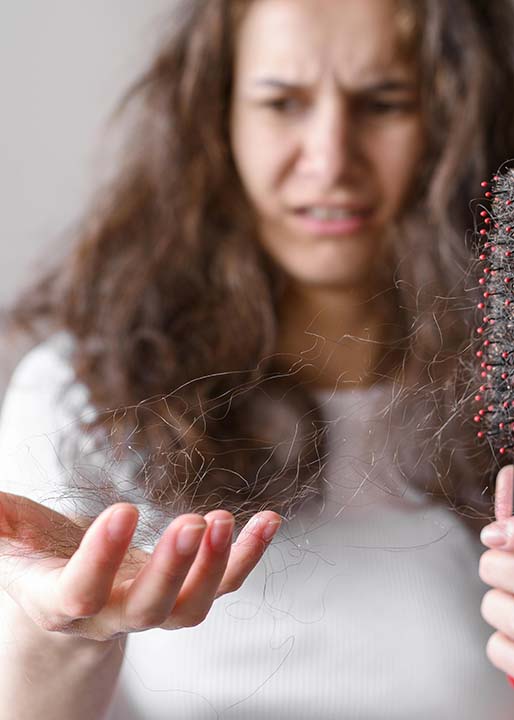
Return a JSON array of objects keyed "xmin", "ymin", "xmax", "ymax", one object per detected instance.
[{"xmin": 230, "ymin": 0, "xmax": 424, "ymax": 292}]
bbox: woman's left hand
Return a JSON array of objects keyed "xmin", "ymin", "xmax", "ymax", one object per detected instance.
[{"xmin": 479, "ymin": 465, "xmax": 514, "ymax": 678}]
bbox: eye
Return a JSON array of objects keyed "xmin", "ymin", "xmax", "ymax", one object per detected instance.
[
  {"xmin": 261, "ymin": 96, "xmax": 306, "ymax": 115},
  {"xmin": 361, "ymin": 98, "xmax": 417, "ymax": 116}
]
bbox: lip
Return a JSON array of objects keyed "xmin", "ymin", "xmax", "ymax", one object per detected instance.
[{"xmin": 290, "ymin": 204, "xmax": 373, "ymax": 237}]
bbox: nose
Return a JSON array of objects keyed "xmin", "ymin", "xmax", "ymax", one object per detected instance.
[{"xmin": 299, "ymin": 96, "xmax": 361, "ymax": 188}]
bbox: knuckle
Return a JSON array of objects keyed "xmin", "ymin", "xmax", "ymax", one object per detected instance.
[
  {"xmin": 125, "ymin": 611, "xmax": 166, "ymax": 631},
  {"xmin": 508, "ymin": 615, "xmax": 514, "ymax": 641},
  {"xmin": 186, "ymin": 609, "xmax": 209, "ymax": 627},
  {"xmin": 486, "ymin": 632, "xmax": 500, "ymax": 664},
  {"xmin": 36, "ymin": 614, "xmax": 71, "ymax": 634},
  {"xmin": 479, "ymin": 552, "xmax": 494, "ymax": 584},
  {"xmin": 222, "ymin": 577, "xmax": 243, "ymax": 595},
  {"xmin": 60, "ymin": 596, "xmax": 103, "ymax": 619},
  {"xmin": 480, "ymin": 589, "xmax": 494, "ymax": 622}
]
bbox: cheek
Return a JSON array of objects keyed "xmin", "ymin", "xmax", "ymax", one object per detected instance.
[
  {"xmin": 232, "ymin": 126, "xmax": 291, "ymax": 205},
  {"xmin": 374, "ymin": 124, "xmax": 425, "ymax": 213}
]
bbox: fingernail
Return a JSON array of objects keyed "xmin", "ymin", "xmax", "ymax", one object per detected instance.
[
  {"xmin": 210, "ymin": 519, "xmax": 234, "ymax": 552},
  {"xmin": 236, "ymin": 516, "xmax": 262, "ymax": 544},
  {"xmin": 262, "ymin": 520, "xmax": 282, "ymax": 542},
  {"xmin": 481, "ymin": 524, "xmax": 508, "ymax": 548},
  {"xmin": 176, "ymin": 523, "xmax": 205, "ymax": 555},
  {"xmin": 107, "ymin": 508, "xmax": 138, "ymax": 543}
]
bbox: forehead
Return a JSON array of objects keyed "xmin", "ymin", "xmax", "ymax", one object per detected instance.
[{"xmin": 234, "ymin": 0, "xmax": 413, "ymax": 86}]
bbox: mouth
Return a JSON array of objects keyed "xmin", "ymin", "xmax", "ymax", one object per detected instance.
[{"xmin": 291, "ymin": 204, "xmax": 372, "ymax": 236}]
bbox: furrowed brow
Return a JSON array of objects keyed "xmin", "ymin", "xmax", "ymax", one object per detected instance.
[{"xmin": 252, "ymin": 79, "xmax": 307, "ymax": 91}]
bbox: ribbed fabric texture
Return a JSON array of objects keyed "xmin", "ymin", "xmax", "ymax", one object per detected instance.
[{"xmin": 0, "ymin": 339, "xmax": 513, "ymax": 719}]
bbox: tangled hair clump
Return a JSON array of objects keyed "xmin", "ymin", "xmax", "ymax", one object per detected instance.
[{"xmin": 9, "ymin": 0, "xmax": 514, "ymax": 533}]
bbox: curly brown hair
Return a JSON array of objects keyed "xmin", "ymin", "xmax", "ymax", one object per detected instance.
[{"xmin": 9, "ymin": 0, "xmax": 514, "ymax": 532}]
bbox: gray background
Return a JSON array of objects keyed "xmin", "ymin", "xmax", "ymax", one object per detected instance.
[{"xmin": 0, "ymin": 1, "xmax": 174, "ymax": 397}]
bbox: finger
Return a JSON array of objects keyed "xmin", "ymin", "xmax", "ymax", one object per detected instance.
[
  {"xmin": 481, "ymin": 516, "xmax": 514, "ymax": 550},
  {"xmin": 53, "ymin": 504, "xmax": 139, "ymax": 621},
  {"xmin": 479, "ymin": 548, "xmax": 514, "ymax": 594},
  {"xmin": 214, "ymin": 512, "xmax": 282, "ymax": 598},
  {"xmin": 121, "ymin": 514, "xmax": 207, "ymax": 630},
  {"xmin": 486, "ymin": 631, "xmax": 514, "ymax": 677},
  {"xmin": 162, "ymin": 510, "xmax": 234, "ymax": 627},
  {"xmin": 481, "ymin": 588, "xmax": 514, "ymax": 639},
  {"xmin": 495, "ymin": 465, "xmax": 514, "ymax": 522}
]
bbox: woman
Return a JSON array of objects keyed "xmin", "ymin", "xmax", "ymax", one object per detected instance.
[{"xmin": 1, "ymin": 0, "xmax": 514, "ymax": 717}]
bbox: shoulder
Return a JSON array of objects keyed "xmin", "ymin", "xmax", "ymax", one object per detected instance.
[
  {"xmin": 5, "ymin": 331, "xmax": 76, "ymax": 396},
  {"xmin": 0, "ymin": 332, "xmax": 91, "ymax": 439},
  {"xmin": 0, "ymin": 332, "xmax": 93, "ymax": 509}
]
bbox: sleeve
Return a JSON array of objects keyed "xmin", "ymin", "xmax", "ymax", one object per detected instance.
[{"xmin": 0, "ymin": 333, "xmax": 98, "ymax": 517}]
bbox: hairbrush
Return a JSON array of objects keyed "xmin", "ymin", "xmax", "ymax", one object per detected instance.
[{"xmin": 474, "ymin": 166, "xmax": 514, "ymax": 687}]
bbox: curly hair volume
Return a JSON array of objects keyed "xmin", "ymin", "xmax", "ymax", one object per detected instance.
[{"xmin": 10, "ymin": 0, "xmax": 514, "ymax": 530}]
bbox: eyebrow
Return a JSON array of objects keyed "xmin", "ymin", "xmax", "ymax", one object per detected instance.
[{"xmin": 251, "ymin": 78, "xmax": 417, "ymax": 92}]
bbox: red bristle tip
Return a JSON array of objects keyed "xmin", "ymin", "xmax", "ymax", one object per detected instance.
[
  {"xmin": 476, "ymin": 327, "xmax": 484, "ymax": 334},
  {"xmin": 477, "ymin": 431, "xmax": 485, "ymax": 438},
  {"xmin": 481, "ymin": 181, "xmax": 489, "ymax": 187},
  {"xmin": 476, "ymin": 350, "xmax": 484, "ymax": 357},
  {"xmin": 480, "ymin": 210, "xmax": 488, "ymax": 217},
  {"xmin": 485, "ymin": 192, "xmax": 493, "ymax": 198},
  {"xmin": 479, "ymin": 254, "xmax": 487, "ymax": 261},
  {"xmin": 502, "ymin": 352, "xmax": 510, "ymax": 359},
  {"xmin": 502, "ymin": 373, "xmax": 508, "ymax": 380},
  {"xmin": 499, "ymin": 423, "xmax": 505, "ymax": 430},
  {"xmin": 500, "ymin": 447, "xmax": 507, "ymax": 455},
  {"xmin": 507, "ymin": 199, "xmax": 512, "ymax": 206},
  {"xmin": 475, "ymin": 395, "xmax": 482, "ymax": 402},
  {"xmin": 480, "ymin": 229, "xmax": 488, "ymax": 235},
  {"xmin": 477, "ymin": 303, "xmax": 485, "ymax": 309},
  {"xmin": 485, "ymin": 218, "xmax": 491, "ymax": 224},
  {"xmin": 474, "ymin": 415, "xmax": 481, "ymax": 422}
]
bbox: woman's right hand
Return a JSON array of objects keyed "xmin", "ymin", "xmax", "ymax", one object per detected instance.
[{"xmin": 0, "ymin": 491, "xmax": 281, "ymax": 642}]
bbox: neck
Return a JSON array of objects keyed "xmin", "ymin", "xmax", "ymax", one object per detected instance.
[{"xmin": 275, "ymin": 281, "xmax": 404, "ymax": 391}]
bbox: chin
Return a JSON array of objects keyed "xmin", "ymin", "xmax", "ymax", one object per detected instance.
[{"xmin": 285, "ymin": 266, "xmax": 371, "ymax": 291}]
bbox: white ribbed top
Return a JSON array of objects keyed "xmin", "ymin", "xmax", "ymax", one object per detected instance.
[{"xmin": 0, "ymin": 338, "xmax": 513, "ymax": 719}]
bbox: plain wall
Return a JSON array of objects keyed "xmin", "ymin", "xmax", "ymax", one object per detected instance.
[{"xmin": 0, "ymin": 1, "xmax": 174, "ymax": 397}]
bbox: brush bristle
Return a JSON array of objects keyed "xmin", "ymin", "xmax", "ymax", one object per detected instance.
[{"xmin": 474, "ymin": 168, "xmax": 514, "ymax": 455}]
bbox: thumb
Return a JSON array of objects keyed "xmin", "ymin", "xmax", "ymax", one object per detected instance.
[{"xmin": 0, "ymin": 490, "xmax": 85, "ymax": 559}]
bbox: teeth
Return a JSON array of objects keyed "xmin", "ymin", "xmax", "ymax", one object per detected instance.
[{"xmin": 305, "ymin": 206, "xmax": 357, "ymax": 220}]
